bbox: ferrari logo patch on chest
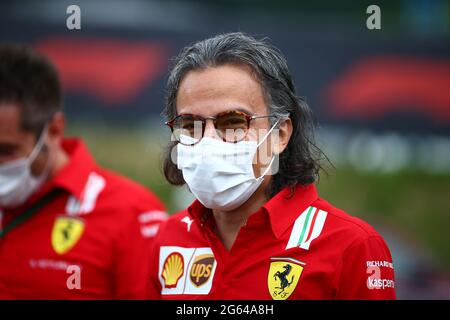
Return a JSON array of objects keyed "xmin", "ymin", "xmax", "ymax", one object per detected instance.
[
  {"xmin": 51, "ymin": 216, "xmax": 85, "ymax": 255},
  {"xmin": 268, "ymin": 257, "xmax": 305, "ymax": 300}
]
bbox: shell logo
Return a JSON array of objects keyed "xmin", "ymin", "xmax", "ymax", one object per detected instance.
[{"xmin": 161, "ymin": 252, "xmax": 184, "ymax": 288}]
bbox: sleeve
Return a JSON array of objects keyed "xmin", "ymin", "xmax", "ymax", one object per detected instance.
[
  {"xmin": 146, "ymin": 234, "xmax": 163, "ymax": 300},
  {"xmin": 112, "ymin": 192, "xmax": 168, "ymax": 299},
  {"xmin": 112, "ymin": 208, "xmax": 151, "ymax": 299},
  {"xmin": 335, "ymin": 235, "xmax": 396, "ymax": 300},
  {"xmin": 134, "ymin": 195, "xmax": 168, "ymax": 241}
]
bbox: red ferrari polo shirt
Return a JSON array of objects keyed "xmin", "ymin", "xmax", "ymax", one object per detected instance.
[
  {"xmin": 0, "ymin": 138, "xmax": 167, "ymax": 299},
  {"xmin": 148, "ymin": 184, "xmax": 395, "ymax": 300}
]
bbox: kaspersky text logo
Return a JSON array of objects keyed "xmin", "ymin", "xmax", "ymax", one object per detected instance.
[{"xmin": 366, "ymin": 261, "xmax": 395, "ymax": 290}]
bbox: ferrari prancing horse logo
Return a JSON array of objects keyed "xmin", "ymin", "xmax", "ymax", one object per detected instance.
[
  {"xmin": 268, "ymin": 257, "xmax": 305, "ymax": 300},
  {"xmin": 51, "ymin": 216, "xmax": 85, "ymax": 255}
]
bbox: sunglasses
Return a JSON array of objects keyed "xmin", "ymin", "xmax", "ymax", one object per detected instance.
[{"xmin": 165, "ymin": 110, "xmax": 276, "ymax": 145}]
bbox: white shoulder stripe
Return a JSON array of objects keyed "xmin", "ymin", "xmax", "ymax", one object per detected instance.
[
  {"xmin": 300, "ymin": 209, "xmax": 327, "ymax": 250},
  {"xmin": 286, "ymin": 206, "xmax": 311, "ymax": 250},
  {"xmin": 286, "ymin": 206, "xmax": 328, "ymax": 251},
  {"xmin": 66, "ymin": 172, "xmax": 106, "ymax": 216}
]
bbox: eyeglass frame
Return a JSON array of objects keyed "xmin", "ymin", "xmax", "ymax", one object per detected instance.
[{"xmin": 165, "ymin": 110, "xmax": 278, "ymax": 145}]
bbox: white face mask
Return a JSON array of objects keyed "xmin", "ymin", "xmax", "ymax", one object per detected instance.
[
  {"xmin": 177, "ymin": 121, "xmax": 279, "ymax": 211},
  {"xmin": 0, "ymin": 128, "xmax": 50, "ymax": 208}
]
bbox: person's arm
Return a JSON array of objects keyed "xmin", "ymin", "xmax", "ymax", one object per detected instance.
[
  {"xmin": 335, "ymin": 235, "xmax": 396, "ymax": 299},
  {"xmin": 113, "ymin": 195, "xmax": 167, "ymax": 299},
  {"xmin": 112, "ymin": 211, "xmax": 150, "ymax": 299},
  {"xmin": 146, "ymin": 237, "xmax": 163, "ymax": 300}
]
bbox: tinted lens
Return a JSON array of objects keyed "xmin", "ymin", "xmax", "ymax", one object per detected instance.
[
  {"xmin": 172, "ymin": 115, "xmax": 204, "ymax": 145},
  {"xmin": 216, "ymin": 111, "xmax": 249, "ymax": 142}
]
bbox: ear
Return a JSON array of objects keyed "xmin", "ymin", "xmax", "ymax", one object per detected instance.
[
  {"xmin": 47, "ymin": 112, "xmax": 65, "ymax": 145},
  {"xmin": 273, "ymin": 118, "xmax": 292, "ymax": 155}
]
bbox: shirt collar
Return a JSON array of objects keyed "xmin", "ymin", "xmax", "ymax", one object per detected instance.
[
  {"xmin": 262, "ymin": 183, "xmax": 318, "ymax": 239},
  {"xmin": 187, "ymin": 183, "xmax": 319, "ymax": 239},
  {"xmin": 188, "ymin": 199, "xmax": 212, "ymax": 225},
  {"xmin": 50, "ymin": 138, "xmax": 97, "ymax": 200}
]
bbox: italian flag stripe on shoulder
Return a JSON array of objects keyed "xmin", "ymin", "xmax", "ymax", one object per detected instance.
[{"xmin": 286, "ymin": 206, "xmax": 328, "ymax": 250}]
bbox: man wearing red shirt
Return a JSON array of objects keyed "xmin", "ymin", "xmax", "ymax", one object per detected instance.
[
  {"xmin": 0, "ymin": 46, "xmax": 167, "ymax": 299},
  {"xmin": 148, "ymin": 32, "xmax": 395, "ymax": 300}
]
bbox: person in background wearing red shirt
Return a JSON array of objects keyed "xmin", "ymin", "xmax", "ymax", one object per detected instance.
[
  {"xmin": 149, "ymin": 32, "xmax": 396, "ymax": 300},
  {"xmin": 0, "ymin": 45, "xmax": 167, "ymax": 299}
]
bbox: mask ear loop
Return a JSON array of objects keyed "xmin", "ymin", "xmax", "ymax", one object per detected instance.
[
  {"xmin": 27, "ymin": 125, "xmax": 49, "ymax": 164},
  {"xmin": 255, "ymin": 154, "xmax": 276, "ymax": 180},
  {"xmin": 256, "ymin": 119, "xmax": 280, "ymax": 149},
  {"xmin": 254, "ymin": 118, "xmax": 282, "ymax": 179},
  {"xmin": 27, "ymin": 124, "xmax": 53, "ymax": 181}
]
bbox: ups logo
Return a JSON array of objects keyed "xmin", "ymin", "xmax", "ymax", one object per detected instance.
[{"xmin": 189, "ymin": 254, "xmax": 215, "ymax": 287}]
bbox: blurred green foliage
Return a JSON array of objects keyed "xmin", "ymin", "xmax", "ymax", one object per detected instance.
[{"xmin": 67, "ymin": 122, "xmax": 450, "ymax": 268}]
